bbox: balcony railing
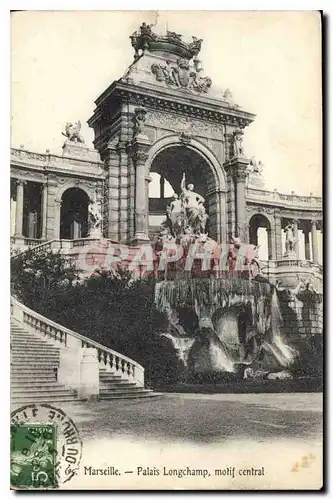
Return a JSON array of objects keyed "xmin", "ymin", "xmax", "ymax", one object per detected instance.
[{"xmin": 246, "ymin": 187, "xmax": 322, "ymax": 210}]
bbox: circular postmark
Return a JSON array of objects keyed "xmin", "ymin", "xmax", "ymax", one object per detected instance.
[{"xmin": 11, "ymin": 403, "xmax": 82, "ymax": 489}]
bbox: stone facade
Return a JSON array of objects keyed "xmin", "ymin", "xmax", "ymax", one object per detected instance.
[{"xmin": 10, "ymin": 22, "xmax": 322, "ymax": 297}]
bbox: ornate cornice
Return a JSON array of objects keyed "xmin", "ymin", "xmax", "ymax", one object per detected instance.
[{"xmin": 91, "ymin": 81, "xmax": 255, "ymax": 129}]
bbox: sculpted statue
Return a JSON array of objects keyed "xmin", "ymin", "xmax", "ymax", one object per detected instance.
[
  {"xmin": 151, "ymin": 58, "xmax": 212, "ymax": 94},
  {"xmin": 180, "ymin": 227, "xmax": 195, "ymax": 248},
  {"xmin": 221, "ymin": 88, "xmax": 241, "ymax": 109},
  {"xmin": 162, "ymin": 60, "xmax": 179, "ymax": 86},
  {"xmin": 284, "ymin": 223, "xmax": 296, "ymax": 253},
  {"xmin": 166, "ymin": 31, "xmax": 182, "ymax": 41},
  {"xmin": 222, "ymin": 88, "xmax": 233, "ymax": 102},
  {"xmin": 249, "ymin": 157, "xmax": 263, "ymax": 175},
  {"xmin": 166, "ymin": 193, "xmax": 184, "ymax": 238},
  {"xmin": 62, "ymin": 121, "xmax": 85, "ymax": 143},
  {"xmin": 88, "ymin": 195, "xmax": 102, "ymax": 232},
  {"xmin": 232, "ymin": 128, "xmax": 245, "ymax": 157},
  {"xmin": 132, "ymin": 107, "xmax": 147, "ymax": 137},
  {"xmin": 181, "ymin": 173, "xmax": 208, "ymax": 235},
  {"xmin": 157, "ymin": 173, "xmax": 209, "ymax": 245}
]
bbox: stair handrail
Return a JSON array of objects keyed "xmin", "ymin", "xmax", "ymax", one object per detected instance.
[{"xmin": 11, "ymin": 295, "xmax": 145, "ymax": 384}]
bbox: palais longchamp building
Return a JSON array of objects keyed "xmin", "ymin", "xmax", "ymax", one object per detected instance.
[{"xmin": 10, "ymin": 23, "xmax": 323, "ymax": 404}]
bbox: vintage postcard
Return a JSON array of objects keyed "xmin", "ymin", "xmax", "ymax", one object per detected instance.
[{"xmin": 10, "ymin": 10, "xmax": 323, "ymax": 490}]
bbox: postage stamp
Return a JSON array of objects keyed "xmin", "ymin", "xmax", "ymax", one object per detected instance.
[
  {"xmin": 10, "ymin": 404, "xmax": 82, "ymax": 489},
  {"xmin": 11, "ymin": 423, "xmax": 58, "ymax": 488}
]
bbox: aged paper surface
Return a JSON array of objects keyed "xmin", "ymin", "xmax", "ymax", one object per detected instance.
[{"xmin": 10, "ymin": 10, "xmax": 322, "ymax": 490}]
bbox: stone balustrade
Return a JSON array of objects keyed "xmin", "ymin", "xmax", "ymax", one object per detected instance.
[
  {"xmin": 11, "ymin": 296, "xmax": 145, "ymax": 391},
  {"xmin": 11, "ymin": 147, "xmax": 103, "ymax": 169},
  {"xmin": 246, "ymin": 187, "xmax": 322, "ymax": 210}
]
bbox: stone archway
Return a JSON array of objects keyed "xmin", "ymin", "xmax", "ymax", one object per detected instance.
[
  {"xmin": 146, "ymin": 136, "xmax": 227, "ymax": 242},
  {"xmin": 249, "ymin": 213, "xmax": 273, "ymax": 261},
  {"xmin": 60, "ymin": 187, "xmax": 90, "ymax": 239}
]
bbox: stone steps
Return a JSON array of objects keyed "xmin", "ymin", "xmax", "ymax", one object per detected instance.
[
  {"xmin": 11, "ymin": 318, "xmax": 161, "ymax": 402},
  {"xmin": 11, "ymin": 320, "xmax": 77, "ymax": 405},
  {"xmin": 98, "ymin": 371, "xmax": 159, "ymax": 400},
  {"xmin": 12, "ymin": 395, "xmax": 78, "ymax": 405},
  {"xmin": 99, "ymin": 392, "xmax": 161, "ymax": 400}
]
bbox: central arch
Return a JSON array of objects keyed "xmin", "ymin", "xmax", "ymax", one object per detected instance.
[{"xmin": 146, "ymin": 136, "xmax": 227, "ymax": 242}]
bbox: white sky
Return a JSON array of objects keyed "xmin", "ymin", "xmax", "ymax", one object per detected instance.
[{"xmin": 11, "ymin": 10, "xmax": 322, "ymax": 195}]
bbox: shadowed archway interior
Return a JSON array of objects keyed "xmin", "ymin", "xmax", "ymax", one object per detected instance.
[
  {"xmin": 148, "ymin": 145, "xmax": 218, "ymax": 239},
  {"xmin": 60, "ymin": 187, "xmax": 90, "ymax": 239}
]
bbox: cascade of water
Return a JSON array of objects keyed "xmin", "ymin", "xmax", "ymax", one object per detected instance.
[
  {"xmin": 160, "ymin": 333, "xmax": 195, "ymax": 366},
  {"xmin": 268, "ymin": 289, "xmax": 296, "ymax": 367},
  {"xmin": 154, "ymin": 277, "xmax": 293, "ymax": 377},
  {"xmin": 208, "ymin": 337, "xmax": 235, "ymax": 373},
  {"xmin": 155, "ymin": 277, "xmax": 271, "ymax": 313}
]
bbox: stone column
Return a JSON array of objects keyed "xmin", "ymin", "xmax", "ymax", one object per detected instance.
[
  {"xmin": 14, "ymin": 180, "xmax": 25, "ymax": 237},
  {"xmin": 267, "ymin": 229, "xmax": 273, "ymax": 260},
  {"xmin": 224, "ymin": 157, "xmax": 249, "ymax": 241},
  {"xmin": 116, "ymin": 140, "xmax": 130, "ymax": 242},
  {"xmin": 218, "ymin": 190, "xmax": 227, "ymax": 244},
  {"xmin": 45, "ymin": 177, "xmax": 58, "ymax": 240},
  {"xmin": 160, "ymin": 175, "xmax": 165, "ymax": 199},
  {"xmin": 132, "ymin": 136, "xmax": 151, "ymax": 243},
  {"xmin": 311, "ymin": 219, "xmax": 318, "ymax": 264},
  {"xmin": 104, "ymin": 142, "xmax": 121, "ymax": 241},
  {"xmin": 236, "ymin": 173, "xmax": 247, "ymax": 241},
  {"xmin": 133, "ymin": 148, "xmax": 150, "ymax": 242},
  {"xmin": 10, "ymin": 185, "xmax": 17, "ymax": 238},
  {"xmin": 292, "ymin": 219, "xmax": 299, "ymax": 259},
  {"xmin": 274, "ymin": 210, "xmax": 282, "ymax": 260},
  {"xmin": 41, "ymin": 183, "xmax": 48, "ymax": 240},
  {"xmin": 304, "ymin": 226, "xmax": 311, "ymax": 260},
  {"xmin": 53, "ymin": 200, "xmax": 62, "ymax": 240}
]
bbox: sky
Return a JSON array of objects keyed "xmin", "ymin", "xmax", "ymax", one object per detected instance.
[{"xmin": 11, "ymin": 10, "xmax": 322, "ymax": 195}]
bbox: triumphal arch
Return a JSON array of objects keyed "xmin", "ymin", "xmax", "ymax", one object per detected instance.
[{"xmin": 88, "ymin": 23, "xmax": 255, "ymax": 246}]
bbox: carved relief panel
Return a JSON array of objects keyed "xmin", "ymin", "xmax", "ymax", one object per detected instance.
[{"xmin": 145, "ymin": 110, "xmax": 224, "ymax": 141}]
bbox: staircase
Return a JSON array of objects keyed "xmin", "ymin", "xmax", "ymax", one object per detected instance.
[
  {"xmin": 11, "ymin": 317, "xmax": 160, "ymax": 404},
  {"xmin": 99, "ymin": 370, "xmax": 158, "ymax": 400},
  {"xmin": 11, "ymin": 320, "xmax": 77, "ymax": 405}
]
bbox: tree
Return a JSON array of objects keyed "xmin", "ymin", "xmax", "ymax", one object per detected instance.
[{"xmin": 11, "ymin": 248, "xmax": 78, "ymax": 309}]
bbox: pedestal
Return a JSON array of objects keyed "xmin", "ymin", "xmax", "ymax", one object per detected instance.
[
  {"xmin": 283, "ymin": 250, "xmax": 297, "ymax": 260},
  {"xmin": 88, "ymin": 228, "xmax": 102, "ymax": 239},
  {"xmin": 62, "ymin": 140, "xmax": 100, "ymax": 161}
]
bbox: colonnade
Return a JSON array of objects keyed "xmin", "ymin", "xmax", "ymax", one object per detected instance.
[
  {"xmin": 250, "ymin": 217, "xmax": 322, "ymax": 265},
  {"xmin": 11, "ymin": 179, "xmax": 48, "ymax": 240}
]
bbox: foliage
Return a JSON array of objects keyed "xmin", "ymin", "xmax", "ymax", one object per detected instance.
[{"xmin": 11, "ymin": 248, "xmax": 79, "ymax": 309}]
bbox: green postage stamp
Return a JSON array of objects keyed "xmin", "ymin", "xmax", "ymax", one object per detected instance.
[
  {"xmin": 10, "ymin": 403, "xmax": 82, "ymax": 490},
  {"xmin": 11, "ymin": 424, "xmax": 58, "ymax": 488}
]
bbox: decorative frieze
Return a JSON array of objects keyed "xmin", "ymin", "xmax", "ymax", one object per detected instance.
[
  {"xmin": 246, "ymin": 205, "xmax": 274, "ymax": 215},
  {"xmin": 145, "ymin": 109, "xmax": 224, "ymax": 139}
]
